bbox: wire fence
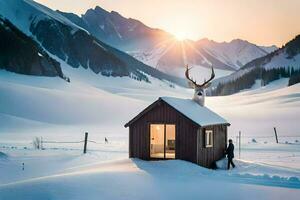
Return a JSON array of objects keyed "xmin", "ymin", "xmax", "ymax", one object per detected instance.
[
  {"xmin": 231, "ymin": 135, "xmax": 300, "ymax": 145},
  {"xmin": 24, "ymin": 132, "xmax": 116, "ymax": 153},
  {"xmin": 42, "ymin": 140, "xmax": 84, "ymax": 144},
  {"xmin": 229, "ymin": 128, "xmax": 300, "ymax": 160},
  {"xmin": 41, "ymin": 140, "xmax": 106, "ymax": 145},
  {"xmin": 0, "ymin": 134, "xmax": 128, "ymax": 157},
  {"xmin": 232, "ymin": 135, "xmax": 300, "ymax": 139}
]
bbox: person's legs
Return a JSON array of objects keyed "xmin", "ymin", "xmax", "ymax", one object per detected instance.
[
  {"xmin": 230, "ymin": 159, "xmax": 235, "ymax": 168},
  {"xmin": 227, "ymin": 158, "xmax": 231, "ymax": 170}
]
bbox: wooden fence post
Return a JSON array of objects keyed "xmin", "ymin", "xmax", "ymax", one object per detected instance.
[
  {"xmin": 274, "ymin": 127, "xmax": 278, "ymax": 143},
  {"xmin": 239, "ymin": 131, "xmax": 241, "ymax": 159},
  {"xmin": 83, "ymin": 132, "xmax": 88, "ymax": 154}
]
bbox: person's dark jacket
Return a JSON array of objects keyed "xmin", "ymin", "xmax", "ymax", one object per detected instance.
[{"xmin": 226, "ymin": 143, "xmax": 234, "ymax": 159}]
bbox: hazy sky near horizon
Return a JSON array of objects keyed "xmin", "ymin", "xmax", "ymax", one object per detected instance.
[{"xmin": 36, "ymin": 0, "xmax": 300, "ymax": 46}]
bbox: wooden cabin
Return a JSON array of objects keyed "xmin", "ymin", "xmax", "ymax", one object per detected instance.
[{"xmin": 124, "ymin": 97, "xmax": 230, "ymax": 168}]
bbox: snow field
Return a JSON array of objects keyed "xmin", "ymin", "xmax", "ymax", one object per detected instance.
[{"xmin": 1, "ymin": 57, "xmax": 300, "ymax": 199}]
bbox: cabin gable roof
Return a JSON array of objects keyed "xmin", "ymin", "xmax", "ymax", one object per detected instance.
[{"xmin": 124, "ymin": 97, "xmax": 230, "ymax": 128}]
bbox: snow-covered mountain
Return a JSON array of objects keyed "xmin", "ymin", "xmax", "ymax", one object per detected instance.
[
  {"xmin": 197, "ymin": 38, "xmax": 277, "ymax": 70},
  {"xmin": 0, "ymin": 17, "xmax": 65, "ymax": 79},
  {"xmin": 209, "ymin": 35, "xmax": 300, "ymax": 96},
  {"xmin": 128, "ymin": 38, "xmax": 277, "ymax": 80},
  {"xmin": 59, "ymin": 6, "xmax": 277, "ymax": 79},
  {"xmin": 259, "ymin": 45, "xmax": 278, "ymax": 53},
  {"xmin": 0, "ymin": 0, "xmax": 186, "ymax": 86},
  {"xmin": 242, "ymin": 36, "xmax": 300, "ymax": 70},
  {"xmin": 57, "ymin": 7, "xmax": 172, "ymax": 52}
]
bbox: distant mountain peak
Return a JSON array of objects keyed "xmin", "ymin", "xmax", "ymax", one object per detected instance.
[
  {"xmin": 197, "ymin": 38, "xmax": 221, "ymax": 46},
  {"xmin": 230, "ymin": 38, "xmax": 248, "ymax": 43},
  {"xmin": 94, "ymin": 6, "xmax": 108, "ymax": 14},
  {"xmin": 110, "ymin": 10, "xmax": 122, "ymax": 17}
]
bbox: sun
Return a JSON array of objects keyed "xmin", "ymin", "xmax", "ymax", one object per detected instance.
[
  {"xmin": 174, "ymin": 31, "xmax": 190, "ymax": 41},
  {"xmin": 168, "ymin": 19, "xmax": 198, "ymax": 41}
]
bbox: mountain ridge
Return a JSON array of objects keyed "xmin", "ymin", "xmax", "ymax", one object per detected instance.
[{"xmin": 59, "ymin": 5, "xmax": 277, "ymax": 78}]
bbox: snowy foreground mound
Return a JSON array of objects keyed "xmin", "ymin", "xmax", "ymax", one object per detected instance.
[{"xmin": 1, "ymin": 157, "xmax": 300, "ymax": 200}]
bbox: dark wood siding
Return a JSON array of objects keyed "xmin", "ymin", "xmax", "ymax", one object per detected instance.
[
  {"xmin": 128, "ymin": 99, "xmax": 228, "ymax": 168},
  {"xmin": 129, "ymin": 101, "xmax": 198, "ymax": 163},
  {"xmin": 196, "ymin": 125, "xmax": 227, "ymax": 168}
]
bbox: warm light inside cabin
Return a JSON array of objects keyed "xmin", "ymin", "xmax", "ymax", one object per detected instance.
[{"xmin": 150, "ymin": 124, "xmax": 175, "ymax": 159}]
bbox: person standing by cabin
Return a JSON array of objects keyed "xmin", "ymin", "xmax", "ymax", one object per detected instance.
[{"xmin": 225, "ymin": 139, "xmax": 235, "ymax": 170}]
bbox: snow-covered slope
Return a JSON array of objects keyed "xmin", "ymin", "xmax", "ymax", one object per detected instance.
[
  {"xmin": 0, "ymin": 59, "xmax": 299, "ymax": 141},
  {"xmin": 0, "ymin": 56, "xmax": 190, "ymax": 139},
  {"xmin": 207, "ymin": 80, "xmax": 300, "ymax": 137}
]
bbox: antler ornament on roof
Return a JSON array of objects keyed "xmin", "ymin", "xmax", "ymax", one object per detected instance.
[{"xmin": 185, "ymin": 64, "xmax": 215, "ymax": 88}]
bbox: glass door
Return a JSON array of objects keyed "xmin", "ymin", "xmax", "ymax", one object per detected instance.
[
  {"xmin": 150, "ymin": 124, "xmax": 165, "ymax": 159},
  {"xmin": 150, "ymin": 124, "xmax": 176, "ymax": 159},
  {"xmin": 165, "ymin": 125, "xmax": 175, "ymax": 159}
]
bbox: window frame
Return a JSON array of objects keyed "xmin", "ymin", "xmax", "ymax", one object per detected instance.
[{"xmin": 205, "ymin": 130, "xmax": 213, "ymax": 148}]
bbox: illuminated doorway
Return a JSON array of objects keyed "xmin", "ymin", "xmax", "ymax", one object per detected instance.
[{"xmin": 150, "ymin": 124, "xmax": 176, "ymax": 159}]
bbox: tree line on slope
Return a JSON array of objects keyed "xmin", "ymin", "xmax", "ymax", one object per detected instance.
[{"xmin": 209, "ymin": 67, "xmax": 300, "ymax": 96}]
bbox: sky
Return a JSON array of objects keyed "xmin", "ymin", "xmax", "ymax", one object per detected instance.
[{"xmin": 35, "ymin": 0, "xmax": 300, "ymax": 47}]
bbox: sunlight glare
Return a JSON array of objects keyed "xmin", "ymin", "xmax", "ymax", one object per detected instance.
[{"xmin": 174, "ymin": 31, "xmax": 189, "ymax": 41}]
